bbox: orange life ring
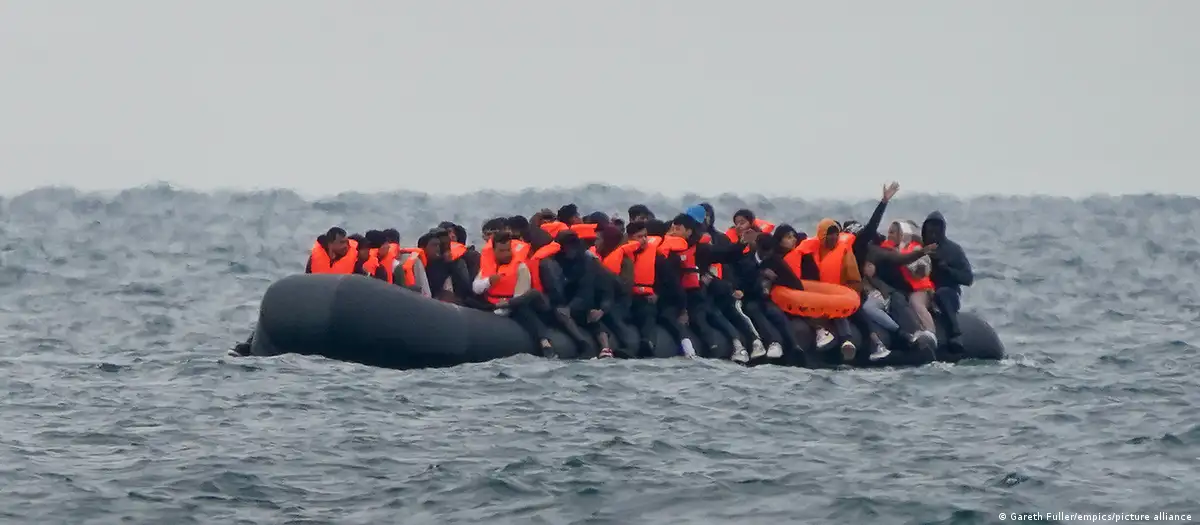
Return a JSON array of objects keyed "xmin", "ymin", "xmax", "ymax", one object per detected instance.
[{"xmin": 769, "ymin": 281, "xmax": 861, "ymax": 319}]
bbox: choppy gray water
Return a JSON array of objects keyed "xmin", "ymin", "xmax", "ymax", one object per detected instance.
[{"xmin": 1, "ymin": 184, "xmax": 1198, "ymax": 524}]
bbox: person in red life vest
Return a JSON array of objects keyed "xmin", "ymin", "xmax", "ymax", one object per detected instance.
[
  {"xmin": 623, "ymin": 220, "xmax": 670, "ymax": 356},
  {"xmin": 663, "ymin": 213, "xmax": 733, "ymax": 359},
  {"xmin": 591, "ymin": 223, "xmax": 641, "ymax": 357},
  {"xmin": 882, "ymin": 220, "xmax": 940, "ymax": 340},
  {"xmin": 684, "ymin": 204, "xmax": 764, "ymax": 363},
  {"xmin": 627, "ymin": 204, "xmax": 655, "ymax": 225},
  {"xmin": 641, "ymin": 218, "xmax": 698, "ymax": 358},
  {"xmin": 468, "ymin": 232, "xmax": 555, "ymax": 356},
  {"xmin": 305, "ymin": 227, "xmax": 367, "ymax": 275}
]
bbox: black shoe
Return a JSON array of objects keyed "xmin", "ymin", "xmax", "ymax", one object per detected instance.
[{"xmin": 231, "ymin": 342, "xmax": 251, "ymax": 356}]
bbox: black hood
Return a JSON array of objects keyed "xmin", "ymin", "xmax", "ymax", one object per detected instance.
[
  {"xmin": 922, "ymin": 211, "xmax": 947, "ymax": 243},
  {"xmin": 699, "ymin": 202, "xmax": 716, "ymax": 228}
]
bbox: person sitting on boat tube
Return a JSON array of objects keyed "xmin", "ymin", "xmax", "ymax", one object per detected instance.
[
  {"xmin": 422, "ymin": 228, "xmax": 473, "ymax": 303},
  {"xmin": 646, "ymin": 218, "xmax": 698, "ymax": 358},
  {"xmin": 921, "ymin": 210, "xmax": 974, "ymax": 353},
  {"xmin": 725, "ymin": 231, "xmax": 798, "ymax": 361},
  {"xmin": 622, "ymin": 220, "xmax": 668, "ymax": 356},
  {"xmin": 795, "ymin": 218, "xmax": 864, "ymax": 363},
  {"xmin": 544, "ymin": 231, "xmax": 606, "ymax": 358},
  {"xmin": 590, "ymin": 223, "xmax": 641, "ymax": 357},
  {"xmin": 660, "ymin": 213, "xmax": 727, "ymax": 359},
  {"xmin": 684, "ymin": 204, "xmax": 763, "ymax": 363},
  {"xmin": 880, "ymin": 220, "xmax": 939, "ymax": 344},
  {"xmin": 305, "ymin": 227, "xmax": 362, "ymax": 275},
  {"xmin": 470, "ymin": 232, "xmax": 555, "ymax": 356},
  {"xmin": 727, "ymin": 208, "xmax": 776, "ymax": 244}
]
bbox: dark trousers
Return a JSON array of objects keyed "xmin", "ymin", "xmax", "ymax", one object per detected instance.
[
  {"xmin": 465, "ymin": 293, "xmax": 549, "ymax": 356},
  {"xmin": 684, "ymin": 288, "xmax": 724, "ymax": 355},
  {"xmin": 742, "ymin": 299, "xmax": 800, "ymax": 352},
  {"xmin": 550, "ymin": 305, "xmax": 596, "ymax": 358},
  {"xmin": 886, "ymin": 291, "xmax": 923, "ymax": 337},
  {"xmin": 707, "ymin": 280, "xmax": 756, "ymax": 347},
  {"xmin": 933, "ymin": 287, "xmax": 963, "ymax": 338},
  {"xmin": 656, "ymin": 301, "xmax": 696, "ymax": 354},
  {"xmin": 601, "ymin": 305, "xmax": 640, "ymax": 358},
  {"xmin": 629, "ymin": 295, "xmax": 661, "ymax": 356}
]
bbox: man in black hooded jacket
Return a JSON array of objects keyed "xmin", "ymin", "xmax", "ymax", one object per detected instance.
[{"xmin": 921, "ymin": 211, "xmax": 974, "ymax": 351}]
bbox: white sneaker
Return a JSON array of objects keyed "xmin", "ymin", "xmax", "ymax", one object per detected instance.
[
  {"xmin": 815, "ymin": 328, "xmax": 835, "ymax": 348},
  {"xmin": 733, "ymin": 339, "xmax": 746, "ymax": 355},
  {"xmin": 750, "ymin": 340, "xmax": 767, "ymax": 359},
  {"xmin": 680, "ymin": 339, "xmax": 698, "ymax": 359},
  {"xmin": 732, "ymin": 348, "xmax": 750, "ymax": 363},
  {"xmin": 766, "ymin": 342, "xmax": 783, "ymax": 359},
  {"xmin": 493, "ymin": 308, "xmax": 510, "ymax": 316},
  {"xmin": 840, "ymin": 341, "xmax": 857, "ymax": 362},
  {"xmin": 917, "ymin": 330, "xmax": 938, "ymax": 347},
  {"xmin": 869, "ymin": 344, "xmax": 891, "ymax": 361}
]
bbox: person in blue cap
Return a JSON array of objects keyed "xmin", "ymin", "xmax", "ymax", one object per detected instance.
[{"xmin": 666, "ymin": 207, "xmax": 760, "ymax": 361}]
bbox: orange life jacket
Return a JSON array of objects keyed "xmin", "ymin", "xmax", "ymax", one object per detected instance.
[
  {"xmin": 881, "ymin": 240, "xmax": 934, "ymax": 291},
  {"xmin": 540, "ymin": 221, "xmax": 569, "ymax": 237},
  {"xmin": 724, "ymin": 218, "xmax": 776, "ymax": 243},
  {"xmin": 309, "ymin": 239, "xmax": 359, "ymax": 274},
  {"xmin": 798, "ymin": 236, "xmax": 853, "ymax": 285},
  {"xmin": 377, "ymin": 242, "xmax": 398, "ymax": 283},
  {"xmin": 396, "ymin": 248, "xmax": 426, "ymax": 288},
  {"xmin": 570, "ymin": 223, "xmax": 598, "ymax": 241},
  {"xmin": 839, "ymin": 231, "xmax": 855, "ymax": 244},
  {"xmin": 631, "ymin": 236, "xmax": 663, "ymax": 295},
  {"xmin": 659, "ymin": 235, "xmax": 699, "ymax": 289},
  {"xmin": 527, "ymin": 242, "xmax": 561, "ymax": 292},
  {"xmin": 478, "ymin": 254, "xmax": 521, "ymax": 306},
  {"xmin": 600, "ymin": 241, "xmax": 639, "ymax": 275},
  {"xmin": 479, "ymin": 239, "xmax": 529, "ymax": 278},
  {"xmin": 364, "ymin": 245, "xmax": 399, "ymax": 283},
  {"xmin": 448, "ymin": 241, "xmax": 467, "ymax": 261},
  {"xmin": 363, "ymin": 248, "xmax": 381, "ymax": 276}
]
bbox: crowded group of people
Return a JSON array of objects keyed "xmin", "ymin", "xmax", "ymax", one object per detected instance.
[{"xmin": 299, "ymin": 182, "xmax": 974, "ymax": 365}]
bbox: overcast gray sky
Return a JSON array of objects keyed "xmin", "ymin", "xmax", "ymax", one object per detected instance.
[{"xmin": 2, "ymin": 1, "xmax": 1196, "ymax": 198}]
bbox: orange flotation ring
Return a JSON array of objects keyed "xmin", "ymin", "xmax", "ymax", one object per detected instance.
[{"xmin": 769, "ymin": 281, "xmax": 861, "ymax": 319}]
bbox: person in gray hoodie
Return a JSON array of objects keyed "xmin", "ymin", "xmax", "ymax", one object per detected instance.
[{"xmin": 921, "ymin": 211, "xmax": 974, "ymax": 351}]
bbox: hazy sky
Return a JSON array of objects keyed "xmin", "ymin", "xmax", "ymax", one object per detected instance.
[{"xmin": 2, "ymin": 1, "xmax": 1197, "ymax": 198}]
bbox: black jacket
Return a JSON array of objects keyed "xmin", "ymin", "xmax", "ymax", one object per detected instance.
[
  {"xmin": 554, "ymin": 251, "xmax": 598, "ymax": 313},
  {"xmin": 725, "ymin": 252, "xmax": 772, "ymax": 301},
  {"xmin": 921, "ymin": 211, "xmax": 974, "ymax": 290},
  {"xmin": 852, "ymin": 198, "xmax": 889, "ymax": 270},
  {"xmin": 426, "ymin": 257, "xmax": 471, "ymax": 299},
  {"xmin": 654, "ymin": 252, "xmax": 686, "ymax": 308}
]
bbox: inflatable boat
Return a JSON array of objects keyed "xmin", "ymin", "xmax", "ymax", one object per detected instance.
[{"xmin": 248, "ymin": 274, "xmax": 1005, "ymax": 370}]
